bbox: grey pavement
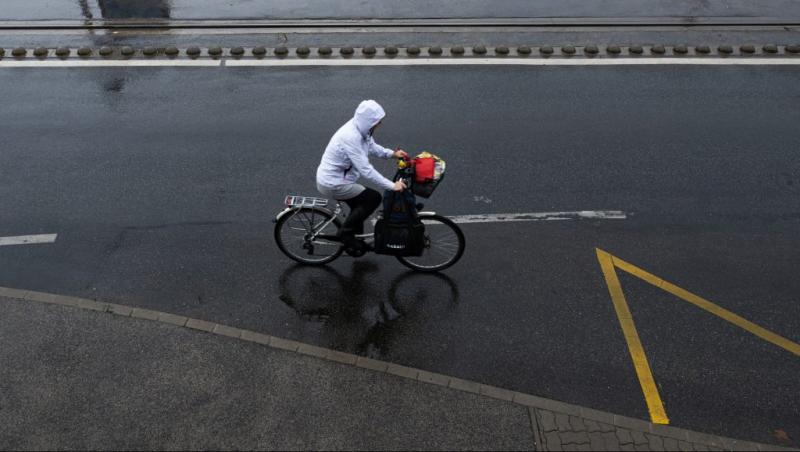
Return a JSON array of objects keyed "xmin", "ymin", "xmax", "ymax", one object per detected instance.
[
  {"xmin": 0, "ymin": 292, "xmax": 787, "ymax": 451},
  {"xmin": 0, "ymin": 295, "xmax": 534, "ymax": 450}
]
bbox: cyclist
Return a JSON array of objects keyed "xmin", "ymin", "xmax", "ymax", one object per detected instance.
[{"xmin": 316, "ymin": 100, "xmax": 408, "ymax": 253}]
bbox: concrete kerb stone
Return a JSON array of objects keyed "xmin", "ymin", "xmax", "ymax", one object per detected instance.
[
  {"xmin": 185, "ymin": 318, "xmax": 216, "ymax": 333},
  {"xmin": 2, "ymin": 286, "xmax": 789, "ymax": 452},
  {"xmin": 0, "ymin": 287, "xmax": 30, "ymax": 300},
  {"xmin": 355, "ymin": 356, "xmax": 389, "ymax": 372},
  {"xmin": 448, "ymin": 377, "xmax": 481, "ymax": 394},
  {"xmin": 240, "ymin": 330, "xmax": 272, "ymax": 346},
  {"xmin": 130, "ymin": 308, "xmax": 159, "ymax": 321},
  {"xmin": 107, "ymin": 303, "xmax": 133, "ymax": 317},
  {"xmin": 478, "ymin": 384, "xmax": 516, "ymax": 402},
  {"xmin": 417, "ymin": 370, "xmax": 451, "ymax": 387},
  {"xmin": 385, "ymin": 363, "xmax": 419, "ymax": 379},
  {"xmin": 212, "ymin": 324, "xmax": 243, "ymax": 339},
  {"xmin": 75, "ymin": 298, "xmax": 109, "ymax": 312},
  {"xmin": 157, "ymin": 312, "xmax": 188, "ymax": 327},
  {"xmin": 296, "ymin": 342, "xmax": 330, "ymax": 359}
]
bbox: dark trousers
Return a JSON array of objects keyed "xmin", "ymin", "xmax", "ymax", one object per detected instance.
[{"xmin": 341, "ymin": 187, "xmax": 382, "ymax": 238}]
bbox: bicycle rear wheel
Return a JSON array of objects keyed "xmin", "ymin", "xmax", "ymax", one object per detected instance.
[
  {"xmin": 274, "ymin": 207, "xmax": 343, "ymax": 265},
  {"xmin": 396, "ymin": 214, "xmax": 465, "ymax": 272}
]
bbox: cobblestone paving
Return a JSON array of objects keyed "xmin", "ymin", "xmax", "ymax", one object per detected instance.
[{"xmin": 530, "ymin": 408, "xmax": 778, "ymax": 451}]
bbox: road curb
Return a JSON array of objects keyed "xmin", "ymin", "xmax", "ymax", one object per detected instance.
[
  {"xmin": 0, "ymin": 286, "xmax": 795, "ymax": 452},
  {"xmin": 1, "ymin": 45, "xmax": 799, "ymax": 60}
]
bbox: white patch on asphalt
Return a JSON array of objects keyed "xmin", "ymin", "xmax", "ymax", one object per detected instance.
[
  {"xmin": 2, "ymin": 58, "xmax": 800, "ymax": 69},
  {"xmin": 226, "ymin": 57, "xmax": 800, "ymax": 67},
  {"xmin": 448, "ymin": 211, "xmax": 627, "ymax": 224},
  {"xmin": 0, "ymin": 234, "xmax": 58, "ymax": 246}
]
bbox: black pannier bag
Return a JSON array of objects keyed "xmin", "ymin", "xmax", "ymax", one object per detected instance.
[{"xmin": 373, "ymin": 190, "xmax": 426, "ymax": 256}]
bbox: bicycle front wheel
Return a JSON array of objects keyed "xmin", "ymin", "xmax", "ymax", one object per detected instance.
[
  {"xmin": 396, "ymin": 214, "xmax": 465, "ymax": 272},
  {"xmin": 274, "ymin": 207, "xmax": 343, "ymax": 265}
]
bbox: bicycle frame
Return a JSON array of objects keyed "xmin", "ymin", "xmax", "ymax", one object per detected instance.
[{"xmin": 275, "ymin": 198, "xmax": 437, "ymax": 244}]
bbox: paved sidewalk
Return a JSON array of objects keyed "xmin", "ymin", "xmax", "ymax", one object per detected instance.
[{"xmin": 0, "ymin": 289, "xmax": 794, "ymax": 451}]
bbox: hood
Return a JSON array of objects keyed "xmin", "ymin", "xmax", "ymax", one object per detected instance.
[{"xmin": 353, "ymin": 100, "xmax": 386, "ymax": 137}]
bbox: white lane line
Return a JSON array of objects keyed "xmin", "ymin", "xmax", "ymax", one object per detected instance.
[
  {"xmin": 1, "ymin": 58, "xmax": 799, "ymax": 69},
  {"xmin": 227, "ymin": 57, "xmax": 800, "ymax": 67},
  {"xmin": 448, "ymin": 211, "xmax": 627, "ymax": 224},
  {"xmin": 0, "ymin": 234, "xmax": 58, "ymax": 246},
  {"xmin": 0, "ymin": 60, "xmax": 221, "ymax": 68}
]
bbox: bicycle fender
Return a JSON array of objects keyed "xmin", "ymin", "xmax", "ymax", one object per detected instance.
[{"xmin": 275, "ymin": 206, "xmax": 336, "ymax": 222}]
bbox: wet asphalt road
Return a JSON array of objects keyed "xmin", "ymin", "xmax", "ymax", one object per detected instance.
[
  {"xmin": 2, "ymin": 0, "xmax": 800, "ymax": 21},
  {"xmin": 0, "ymin": 65, "xmax": 799, "ymax": 446}
]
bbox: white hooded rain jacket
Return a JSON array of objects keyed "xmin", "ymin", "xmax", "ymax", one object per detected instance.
[{"xmin": 316, "ymin": 100, "xmax": 396, "ymax": 193}]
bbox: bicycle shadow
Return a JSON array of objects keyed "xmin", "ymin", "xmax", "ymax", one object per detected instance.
[{"xmin": 277, "ymin": 261, "xmax": 460, "ymax": 359}]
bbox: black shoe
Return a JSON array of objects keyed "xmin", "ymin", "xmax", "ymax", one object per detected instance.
[{"xmin": 345, "ymin": 239, "xmax": 368, "ymax": 257}]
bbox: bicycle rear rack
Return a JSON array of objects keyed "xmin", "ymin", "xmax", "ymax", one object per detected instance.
[{"xmin": 284, "ymin": 195, "xmax": 329, "ymax": 208}]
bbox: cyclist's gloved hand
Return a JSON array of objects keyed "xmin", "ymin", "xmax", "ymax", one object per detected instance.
[
  {"xmin": 393, "ymin": 149, "xmax": 409, "ymax": 159},
  {"xmin": 392, "ymin": 180, "xmax": 407, "ymax": 192}
]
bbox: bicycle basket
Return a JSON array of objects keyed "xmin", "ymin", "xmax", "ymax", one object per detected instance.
[{"xmin": 411, "ymin": 152, "xmax": 446, "ymax": 199}]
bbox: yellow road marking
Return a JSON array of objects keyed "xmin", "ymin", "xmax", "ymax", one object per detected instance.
[
  {"xmin": 596, "ymin": 248, "xmax": 670, "ymax": 424},
  {"xmin": 610, "ymin": 252, "xmax": 800, "ymax": 357},
  {"xmin": 596, "ymin": 248, "xmax": 800, "ymax": 425}
]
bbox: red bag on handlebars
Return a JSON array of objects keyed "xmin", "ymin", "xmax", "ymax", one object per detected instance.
[{"xmin": 414, "ymin": 157, "xmax": 436, "ymax": 183}]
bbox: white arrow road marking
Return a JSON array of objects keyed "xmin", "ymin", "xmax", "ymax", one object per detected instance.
[
  {"xmin": 448, "ymin": 211, "xmax": 627, "ymax": 224},
  {"xmin": 0, "ymin": 234, "xmax": 58, "ymax": 246}
]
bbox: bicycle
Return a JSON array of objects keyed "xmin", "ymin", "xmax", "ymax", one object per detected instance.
[{"xmin": 273, "ymin": 159, "xmax": 465, "ymax": 272}]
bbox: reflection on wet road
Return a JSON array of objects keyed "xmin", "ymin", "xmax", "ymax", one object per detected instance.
[
  {"xmin": 279, "ymin": 263, "xmax": 459, "ymax": 359},
  {"xmin": 80, "ymin": 0, "xmax": 172, "ymax": 20},
  {"xmin": 2, "ymin": 0, "xmax": 798, "ymax": 21}
]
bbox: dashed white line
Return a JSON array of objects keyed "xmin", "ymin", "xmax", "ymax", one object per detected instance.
[
  {"xmin": 0, "ymin": 234, "xmax": 58, "ymax": 246},
  {"xmin": 448, "ymin": 211, "xmax": 627, "ymax": 224}
]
